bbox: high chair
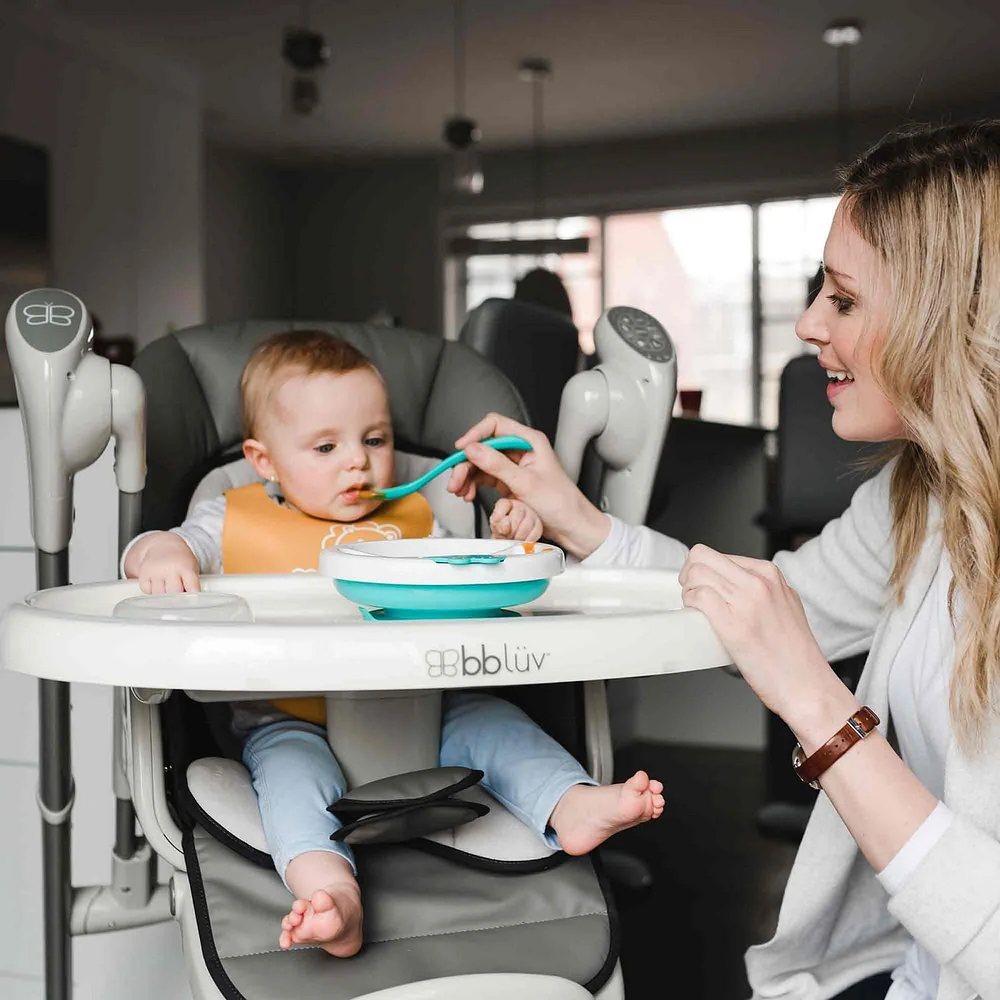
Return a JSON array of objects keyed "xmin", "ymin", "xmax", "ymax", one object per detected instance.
[{"xmin": 4, "ymin": 301, "xmax": 729, "ymax": 1000}]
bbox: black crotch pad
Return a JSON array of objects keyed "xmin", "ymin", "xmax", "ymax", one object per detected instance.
[{"xmin": 328, "ymin": 766, "xmax": 488, "ymax": 845}]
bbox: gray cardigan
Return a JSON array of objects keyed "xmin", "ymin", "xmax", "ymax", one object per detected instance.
[{"xmin": 590, "ymin": 462, "xmax": 1000, "ymax": 1000}]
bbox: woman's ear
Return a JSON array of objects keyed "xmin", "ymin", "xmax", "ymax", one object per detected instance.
[{"xmin": 243, "ymin": 438, "xmax": 276, "ymax": 483}]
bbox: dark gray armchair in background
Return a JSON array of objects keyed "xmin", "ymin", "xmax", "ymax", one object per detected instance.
[
  {"xmin": 458, "ymin": 297, "xmax": 581, "ymax": 443},
  {"xmin": 764, "ymin": 354, "xmax": 878, "ymax": 553}
]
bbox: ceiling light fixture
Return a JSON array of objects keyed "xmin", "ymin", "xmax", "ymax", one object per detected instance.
[
  {"xmin": 443, "ymin": 0, "xmax": 484, "ymax": 195},
  {"xmin": 282, "ymin": 3, "xmax": 329, "ymax": 116},
  {"xmin": 823, "ymin": 19, "xmax": 863, "ymax": 165},
  {"xmin": 518, "ymin": 57, "xmax": 551, "ymax": 219}
]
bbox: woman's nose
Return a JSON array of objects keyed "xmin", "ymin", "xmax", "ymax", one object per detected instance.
[{"xmin": 795, "ymin": 295, "xmax": 828, "ymax": 348}]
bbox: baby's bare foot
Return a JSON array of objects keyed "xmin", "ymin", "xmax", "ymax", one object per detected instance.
[
  {"xmin": 279, "ymin": 883, "xmax": 363, "ymax": 957},
  {"xmin": 550, "ymin": 770, "xmax": 665, "ymax": 856}
]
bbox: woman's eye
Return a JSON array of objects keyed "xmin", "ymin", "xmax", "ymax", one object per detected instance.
[
  {"xmin": 827, "ymin": 293, "xmax": 855, "ymax": 315},
  {"xmin": 315, "ymin": 443, "xmax": 335, "ymax": 454}
]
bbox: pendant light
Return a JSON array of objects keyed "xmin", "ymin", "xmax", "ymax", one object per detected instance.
[
  {"xmin": 822, "ymin": 20, "xmax": 863, "ymax": 166},
  {"xmin": 443, "ymin": 0, "xmax": 484, "ymax": 195},
  {"xmin": 518, "ymin": 57, "xmax": 551, "ymax": 219},
  {"xmin": 445, "ymin": 54, "xmax": 590, "ymax": 257},
  {"xmin": 282, "ymin": 1, "xmax": 329, "ymax": 116}
]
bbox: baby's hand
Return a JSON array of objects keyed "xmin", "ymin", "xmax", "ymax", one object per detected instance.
[
  {"xmin": 127, "ymin": 532, "xmax": 201, "ymax": 594},
  {"xmin": 490, "ymin": 498, "xmax": 543, "ymax": 544}
]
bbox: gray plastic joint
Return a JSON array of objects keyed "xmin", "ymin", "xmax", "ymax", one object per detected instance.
[
  {"xmin": 71, "ymin": 882, "xmax": 173, "ymax": 936},
  {"xmin": 111, "ymin": 839, "xmax": 155, "ymax": 909},
  {"xmin": 37, "ymin": 779, "xmax": 75, "ymax": 826}
]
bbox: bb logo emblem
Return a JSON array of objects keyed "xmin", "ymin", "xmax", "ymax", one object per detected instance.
[{"xmin": 23, "ymin": 302, "xmax": 76, "ymax": 327}]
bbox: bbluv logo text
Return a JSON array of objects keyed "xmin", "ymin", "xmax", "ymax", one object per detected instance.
[{"xmin": 425, "ymin": 643, "xmax": 548, "ymax": 678}]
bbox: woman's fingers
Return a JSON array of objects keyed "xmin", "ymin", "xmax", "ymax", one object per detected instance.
[
  {"xmin": 446, "ymin": 463, "xmax": 476, "ymax": 496},
  {"xmin": 454, "ymin": 413, "xmax": 506, "ymax": 450},
  {"xmin": 722, "ymin": 552, "xmax": 786, "ymax": 584},
  {"xmin": 679, "ymin": 560, "xmax": 738, "ymax": 603},
  {"xmin": 461, "ymin": 441, "xmax": 527, "ymax": 494},
  {"xmin": 681, "ymin": 581, "xmax": 731, "ymax": 624},
  {"xmin": 680, "ymin": 544, "xmax": 736, "ymax": 584},
  {"xmin": 454, "ymin": 413, "xmax": 544, "ymax": 452}
]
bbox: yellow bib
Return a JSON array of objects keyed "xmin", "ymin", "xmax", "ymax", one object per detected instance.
[{"xmin": 221, "ymin": 482, "xmax": 435, "ymax": 723}]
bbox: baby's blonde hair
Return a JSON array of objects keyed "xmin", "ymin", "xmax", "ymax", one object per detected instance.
[
  {"xmin": 240, "ymin": 330, "xmax": 379, "ymax": 439},
  {"xmin": 842, "ymin": 120, "xmax": 1000, "ymax": 750}
]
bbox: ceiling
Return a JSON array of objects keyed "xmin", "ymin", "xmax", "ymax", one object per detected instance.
[{"xmin": 53, "ymin": 0, "xmax": 1000, "ymax": 157}]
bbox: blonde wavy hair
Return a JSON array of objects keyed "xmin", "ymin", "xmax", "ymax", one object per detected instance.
[{"xmin": 842, "ymin": 120, "xmax": 1000, "ymax": 750}]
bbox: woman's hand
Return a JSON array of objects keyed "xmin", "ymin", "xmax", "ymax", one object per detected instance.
[
  {"xmin": 679, "ymin": 544, "xmax": 859, "ymax": 749},
  {"xmin": 490, "ymin": 498, "xmax": 543, "ymax": 543},
  {"xmin": 449, "ymin": 413, "xmax": 611, "ymax": 560}
]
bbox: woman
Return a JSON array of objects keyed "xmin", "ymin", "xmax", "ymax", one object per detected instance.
[{"xmin": 448, "ymin": 121, "xmax": 1000, "ymax": 1000}]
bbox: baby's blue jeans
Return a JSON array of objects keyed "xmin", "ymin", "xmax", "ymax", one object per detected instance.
[{"xmin": 242, "ymin": 690, "xmax": 597, "ymax": 886}]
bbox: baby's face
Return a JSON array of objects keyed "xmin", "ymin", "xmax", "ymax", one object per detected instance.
[{"xmin": 256, "ymin": 368, "xmax": 395, "ymax": 522}]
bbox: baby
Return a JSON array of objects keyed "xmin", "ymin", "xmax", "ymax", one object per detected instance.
[{"xmin": 124, "ymin": 330, "xmax": 664, "ymax": 957}]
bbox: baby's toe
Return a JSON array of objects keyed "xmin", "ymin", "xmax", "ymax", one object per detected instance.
[
  {"xmin": 311, "ymin": 890, "xmax": 335, "ymax": 913},
  {"xmin": 625, "ymin": 770, "xmax": 650, "ymax": 793}
]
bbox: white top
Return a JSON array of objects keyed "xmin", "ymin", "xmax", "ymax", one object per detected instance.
[
  {"xmin": 582, "ymin": 467, "xmax": 998, "ymax": 1000},
  {"xmin": 880, "ymin": 557, "xmax": 955, "ymax": 1000}
]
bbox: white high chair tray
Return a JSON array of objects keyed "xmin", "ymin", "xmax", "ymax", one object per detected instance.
[{"xmin": 0, "ymin": 568, "xmax": 731, "ymax": 690}]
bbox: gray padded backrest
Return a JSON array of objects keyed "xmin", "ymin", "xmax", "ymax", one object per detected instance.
[
  {"xmin": 132, "ymin": 320, "xmax": 529, "ymax": 532},
  {"xmin": 775, "ymin": 354, "xmax": 878, "ymax": 531},
  {"xmin": 459, "ymin": 298, "xmax": 579, "ymax": 443}
]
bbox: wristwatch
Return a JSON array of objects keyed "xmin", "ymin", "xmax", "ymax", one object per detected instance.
[{"xmin": 791, "ymin": 706, "xmax": 880, "ymax": 789}]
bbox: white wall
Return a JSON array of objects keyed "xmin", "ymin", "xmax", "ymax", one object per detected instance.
[
  {"xmin": 0, "ymin": 3, "xmax": 205, "ymax": 347},
  {"xmin": 0, "ymin": 5, "xmax": 202, "ymax": 996}
]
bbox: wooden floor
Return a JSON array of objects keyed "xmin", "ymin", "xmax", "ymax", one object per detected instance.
[{"xmin": 610, "ymin": 743, "xmax": 798, "ymax": 1000}]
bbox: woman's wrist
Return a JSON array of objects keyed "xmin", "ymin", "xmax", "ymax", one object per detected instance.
[
  {"xmin": 548, "ymin": 494, "xmax": 610, "ymax": 560},
  {"xmin": 784, "ymin": 673, "xmax": 862, "ymax": 757}
]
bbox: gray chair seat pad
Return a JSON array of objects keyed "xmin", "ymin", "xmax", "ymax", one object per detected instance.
[{"xmin": 184, "ymin": 824, "xmax": 618, "ymax": 999}]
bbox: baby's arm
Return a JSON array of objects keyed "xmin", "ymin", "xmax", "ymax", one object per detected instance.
[{"xmin": 489, "ymin": 498, "xmax": 543, "ymax": 543}]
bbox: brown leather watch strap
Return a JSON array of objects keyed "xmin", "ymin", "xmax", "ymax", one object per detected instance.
[{"xmin": 792, "ymin": 706, "xmax": 880, "ymax": 788}]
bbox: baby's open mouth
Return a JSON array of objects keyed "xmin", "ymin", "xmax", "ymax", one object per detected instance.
[{"xmin": 341, "ymin": 484, "xmax": 368, "ymax": 502}]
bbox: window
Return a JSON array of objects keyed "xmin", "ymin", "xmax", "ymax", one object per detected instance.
[
  {"xmin": 605, "ymin": 205, "xmax": 753, "ymax": 425},
  {"xmin": 445, "ymin": 193, "xmax": 838, "ymax": 428}
]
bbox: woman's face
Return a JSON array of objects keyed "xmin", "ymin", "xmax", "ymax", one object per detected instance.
[{"xmin": 795, "ymin": 200, "xmax": 906, "ymax": 442}]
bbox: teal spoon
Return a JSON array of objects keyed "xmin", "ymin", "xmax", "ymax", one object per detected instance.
[{"xmin": 358, "ymin": 435, "xmax": 533, "ymax": 502}]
